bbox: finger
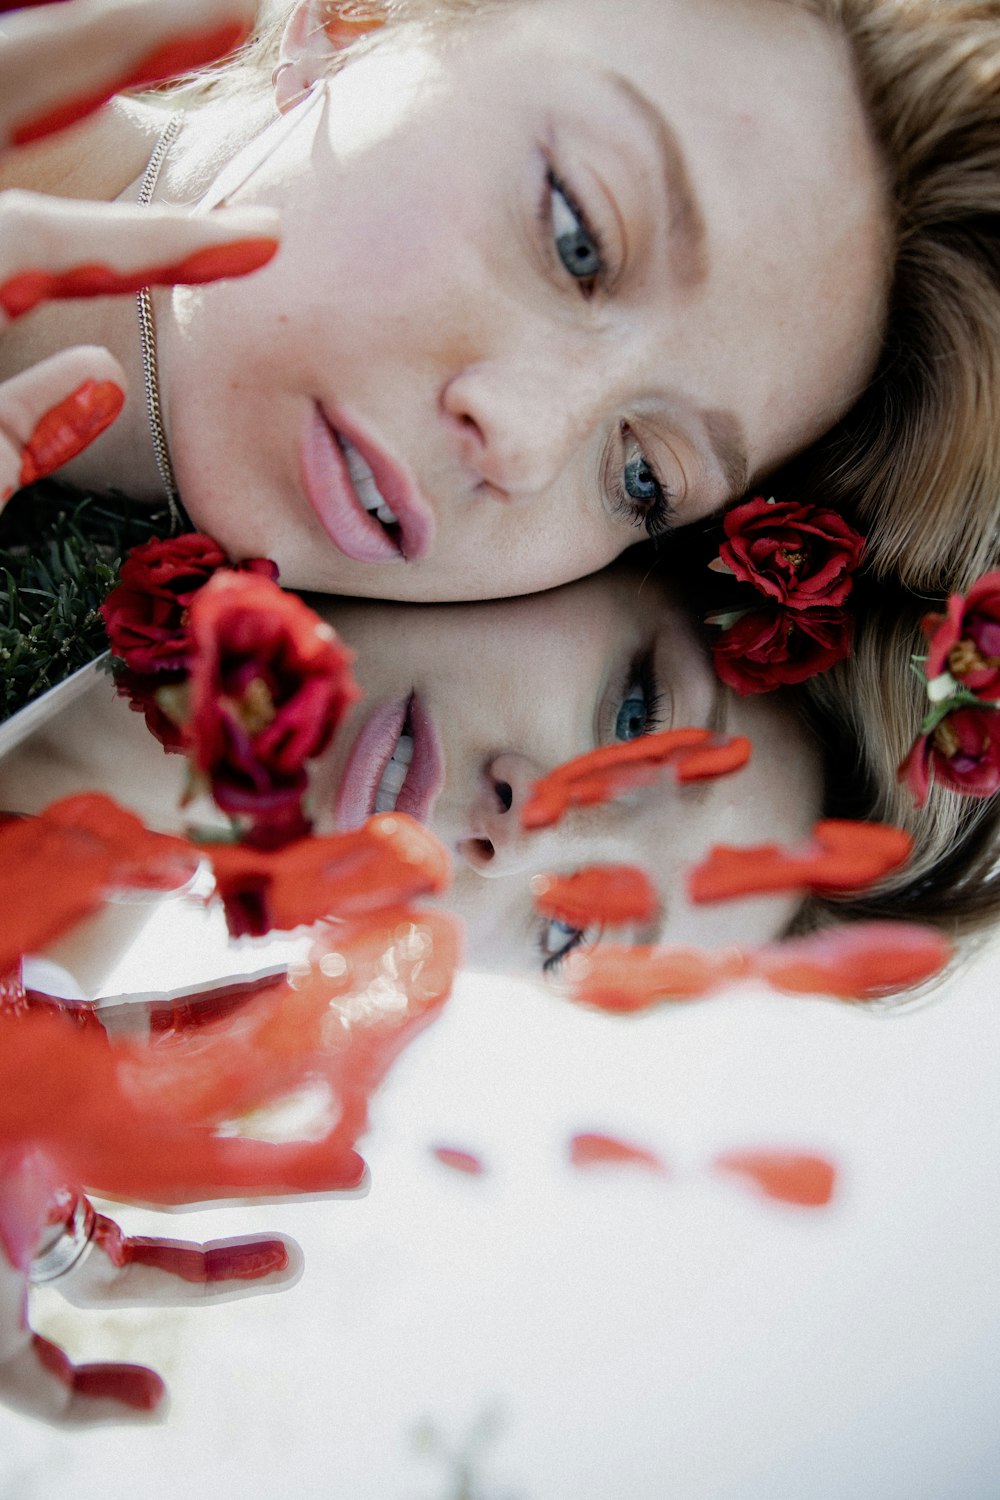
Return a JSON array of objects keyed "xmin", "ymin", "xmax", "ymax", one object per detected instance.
[
  {"xmin": 0, "ymin": 345, "xmax": 125, "ymax": 504},
  {"xmin": 0, "ymin": 0, "xmax": 257, "ymax": 147},
  {"xmin": 0, "ymin": 191, "xmax": 280, "ymax": 324},
  {"xmin": 0, "ymin": 1333, "xmax": 164, "ymax": 1426},
  {"xmin": 60, "ymin": 1216, "xmax": 305, "ymax": 1308}
]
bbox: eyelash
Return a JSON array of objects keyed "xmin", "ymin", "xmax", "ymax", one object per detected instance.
[
  {"xmin": 536, "ymin": 650, "xmax": 665, "ymax": 973},
  {"xmin": 608, "ymin": 429, "xmax": 679, "ymax": 543},
  {"xmin": 543, "ymin": 169, "xmax": 678, "ymax": 543},
  {"xmin": 539, "ymin": 920, "xmax": 593, "ymax": 975}
]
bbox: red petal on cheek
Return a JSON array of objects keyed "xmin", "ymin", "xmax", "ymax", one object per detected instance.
[
  {"xmin": 564, "ymin": 944, "xmax": 747, "ymax": 1014},
  {"xmin": 569, "ymin": 1133, "xmax": 667, "ymax": 1174},
  {"xmin": 522, "ymin": 728, "xmax": 749, "ymax": 830},
  {"xmin": 689, "ymin": 819, "xmax": 913, "ymax": 903},
  {"xmin": 712, "ymin": 1150, "xmax": 837, "ymax": 1207},
  {"xmin": 532, "ymin": 864, "xmax": 657, "ymax": 928},
  {"xmin": 674, "ymin": 736, "xmax": 751, "ymax": 782},
  {"xmin": 432, "ymin": 1147, "xmax": 486, "ymax": 1176},
  {"xmin": 756, "ymin": 920, "xmax": 951, "ymax": 1001}
]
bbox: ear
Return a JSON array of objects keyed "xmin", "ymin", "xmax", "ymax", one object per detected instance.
[{"xmin": 274, "ymin": 0, "xmax": 385, "ymax": 113}]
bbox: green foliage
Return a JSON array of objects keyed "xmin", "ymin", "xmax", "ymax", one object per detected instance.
[{"xmin": 0, "ymin": 483, "xmax": 171, "ymax": 722}]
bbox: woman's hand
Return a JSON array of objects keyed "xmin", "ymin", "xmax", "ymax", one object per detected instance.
[
  {"xmin": 0, "ymin": 0, "xmax": 279, "ymax": 506},
  {"xmin": 0, "ymin": 1162, "xmax": 302, "ymax": 1425}
]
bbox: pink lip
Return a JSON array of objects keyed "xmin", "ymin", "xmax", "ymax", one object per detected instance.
[
  {"xmin": 335, "ymin": 692, "xmax": 444, "ymax": 831},
  {"xmin": 300, "ymin": 404, "xmax": 434, "ymax": 565}
]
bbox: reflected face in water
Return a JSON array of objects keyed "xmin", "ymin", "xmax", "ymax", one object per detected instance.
[
  {"xmin": 163, "ymin": 0, "xmax": 888, "ymax": 601},
  {"xmin": 313, "ymin": 566, "xmax": 824, "ymax": 971}
]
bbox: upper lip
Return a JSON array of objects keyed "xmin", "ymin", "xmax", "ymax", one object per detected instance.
[{"xmin": 301, "ymin": 403, "xmax": 435, "ymax": 565}]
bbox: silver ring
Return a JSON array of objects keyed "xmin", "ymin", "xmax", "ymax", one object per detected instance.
[{"xmin": 29, "ymin": 1196, "xmax": 96, "ymax": 1285}]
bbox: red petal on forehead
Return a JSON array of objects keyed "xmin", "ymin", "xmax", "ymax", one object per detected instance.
[{"xmin": 688, "ymin": 819, "xmax": 913, "ymax": 903}]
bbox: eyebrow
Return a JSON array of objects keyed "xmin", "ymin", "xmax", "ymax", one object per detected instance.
[
  {"xmin": 599, "ymin": 70, "xmax": 751, "ymax": 505},
  {"xmin": 600, "ymin": 67, "xmax": 708, "ymax": 291},
  {"xmin": 703, "ymin": 407, "xmax": 751, "ymax": 502}
]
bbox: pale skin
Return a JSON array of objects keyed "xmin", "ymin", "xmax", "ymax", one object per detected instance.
[{"xmin": 0, "ymin": 0, "xmax": 891, "ymax": 601}]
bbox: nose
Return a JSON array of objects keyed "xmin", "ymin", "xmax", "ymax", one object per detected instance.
[
  {"xmin": 457, "ymin": 751, "xmax": 548, "ymax": 875},
  {"xmin": 441, "ymin": 352, "xmax": 601, "ymax": 499}
]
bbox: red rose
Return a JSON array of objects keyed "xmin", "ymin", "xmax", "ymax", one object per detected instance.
[
  {"xmin": 899, "ymin": 705, "xmax": 1000, "ymax": 808},
  {"xmin": 923, "ymin": 570, "xmax": 1000, "ymax": 700},
  {"xmin": 186, "ymin": 572, "xmax": 359, "ymax": 837},
  {"xmin": 719, "ymin": 496, "xmax": 865, "ymax": 610},
  {"xmin": 113, "ymin": 670, "xmax": 188, "ymax": 754},
  {"xmin": 712, "ymin": 608, "xmax": 853, "ymax": 695},
  {"xmin": 101, "ymin": 533, "xmax": 278, "ymax": 675}
]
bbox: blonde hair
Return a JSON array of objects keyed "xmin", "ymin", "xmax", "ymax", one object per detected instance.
[
  {"xmin": 780, "ymin": 0, "xmax": 1000, "ymax": 595},
  {"xmin": 792, "ymin": 596, "xmax": 1000, "ymax": 952}
]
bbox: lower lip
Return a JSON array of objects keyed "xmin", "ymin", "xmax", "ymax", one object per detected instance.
[
  {"xmin": 335, "ymin": 693, "xmax": 444, "ymax": 831},
  {"xmin": 300, "ymin": 405, "xmax": 404, "ymax": 565}
]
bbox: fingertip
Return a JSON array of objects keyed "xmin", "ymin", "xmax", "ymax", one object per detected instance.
[{"xmin": 73, "ymin": 1361, "xmax": 167, "ymax": 1414}]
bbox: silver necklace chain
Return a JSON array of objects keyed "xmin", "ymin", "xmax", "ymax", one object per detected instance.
[{"xmin": 136, "ymin": 112, "xmax": 185, "ymax": 529}]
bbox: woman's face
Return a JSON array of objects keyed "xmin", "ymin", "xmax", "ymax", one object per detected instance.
[
  {"xmin": 310, "ymin": 567, "xmax": 824, "ymax": 972},
  {"xmin": 163, "ymin": 0, "xmax": 888, "ymax": 600}
]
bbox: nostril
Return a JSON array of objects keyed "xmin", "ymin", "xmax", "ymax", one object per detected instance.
[
  {"xmin": 495, "ymin": 780, "xmax": 513, "ymax": 813},
  {"xmin": 458, "ymin": 836, "xmax": 496, "ymax": 868}
]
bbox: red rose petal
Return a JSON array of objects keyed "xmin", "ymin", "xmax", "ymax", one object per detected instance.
[
  {"xmin": 531, "ymin": 865, "xmax": 657, "ymax": 928},
  {"xmin": 712, "ymin": 1150, "xmax": 836, "ymax": 1207},
  {"xmin": 755, "ymin": 921, "xmax": 951, "ymax": 1000},
  {"xmin": 564, "ymin": 944, "xmax": 747, "ymax": 1013},
  {"xmin": 432, "ymin": 1147, "xmax": 486, "ymax": 1177},
  {"xmin": 521, "ymin": 728, "xmax": 747, "ymax": 830},
  {"xmin": 569, "ymin": 1132, "xmax": 666, "ymax": 1173},
  {"xmin": 688, "ymin": 819, "xmax": 913, "ymax": 903}
]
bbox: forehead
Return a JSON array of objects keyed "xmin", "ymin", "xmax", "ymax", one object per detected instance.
[{"xmin": 452, "ymin": 0, "xmax": 889, "ymax": 467}]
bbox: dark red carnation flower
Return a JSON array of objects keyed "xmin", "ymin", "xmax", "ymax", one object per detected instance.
[
  {"xmin": 923, "ymin": 570, "xmax": 1000, "ymax": 701},
  {"xmin": 899, "ymin": 705, "xmax": 1000, "ymax": 808},
  {"xmin": 712, "ymin": 607, "xmax": 853, "ymax": 695},
  {"xmin": 100, "ymin": 533, "xmax": 277, "ymax": 676},
  {"xmin": 185, "ymin": 572, "xmax": 359, "ymax": 837},
  {"xmin": 719, "ymin": 496, "xmax": 865, "ymax": 610}
]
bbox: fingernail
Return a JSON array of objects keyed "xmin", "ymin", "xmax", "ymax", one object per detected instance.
[
  {"xmin": 11, "ymin": 23, "xmax": 251, "ymax": 146},
  {"xmin": 0, "ymin": 238, "xmax": 278, "ymax": 320},
  {"xmin": 19, "ymin": 380, "xmax": 125, "ymax": 487},
  {"xmin": 33, "ymin": 1335, "xmax": 165, "ymax": 1410},
  {"xmin": 73, "ymin": 1363, "xmax": 166, "ymax": 1411},
  {"xmin": 165, "ymin": 238, "xmax": 280, "ymax": 284},
  {"xmin": 204, "ymin": 1239, "xmax": 290, "ymax": 1280},
  {"xmin": 1, "ymin": 271, "xmax": 52, "ymax": 320}
]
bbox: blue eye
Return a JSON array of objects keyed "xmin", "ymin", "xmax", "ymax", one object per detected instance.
[
  {"xmin": 548, "ymin": 171, "xmax": 603, "ymax": 288},
  {"xmin": 614, "ymin": 650, "xmax": 665, "ymax": 743},
  {"xmin": 622, "ymin": 432, "xmax": 664, "ymax": 509},
  {"xmin": 615, "ymin": 690, "xmax": 648, "ymax": 743},
  {"xmin": 539, "ymin": 918, "xmax": 589, "ymax": 973}
]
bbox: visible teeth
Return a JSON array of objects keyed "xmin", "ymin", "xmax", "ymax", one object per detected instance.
[
  {"xmin": 374, "ymin": 730, "xmax": 414, "ymax": 814},
  {"xmin": 341, "ymin": 436, "xmax": 400, "ymax": 528}
]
